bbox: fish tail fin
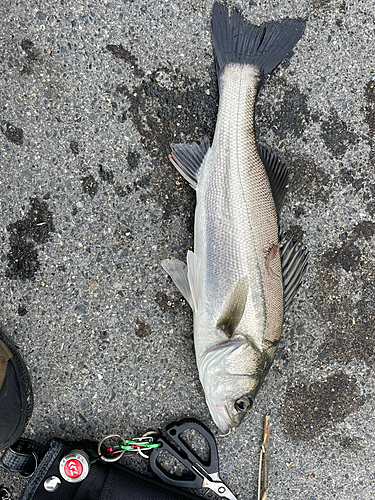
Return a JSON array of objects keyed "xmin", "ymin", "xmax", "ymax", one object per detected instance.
[{"xmin": 211, "ymin": 3, "xmax": 305, "ymax": 81}]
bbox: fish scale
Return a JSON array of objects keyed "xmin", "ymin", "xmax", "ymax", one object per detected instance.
[
  {"xmin": 162, "ymin": 3, "xmax": 307, "ymax": 432},
  {"xmin": 195, "ymin": 64, "xmax": 283, "ymax": 361}
]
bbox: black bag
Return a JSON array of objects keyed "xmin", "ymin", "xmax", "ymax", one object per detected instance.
[{"xmin": 2, "ymin": 438, "xmax": 202, "ymax": 500}]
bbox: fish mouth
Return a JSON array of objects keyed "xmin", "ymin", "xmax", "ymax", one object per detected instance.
[
  {"xmin": 207, "ymin": 400, "xmax": 237, "ymax": 435},
  {"xmin": 216, "ymin": 404, "xmax": 232, "ymax": 434},
  {"xmin": 212, "ymin": 410, "xmax": 231, "ymax": 435}
]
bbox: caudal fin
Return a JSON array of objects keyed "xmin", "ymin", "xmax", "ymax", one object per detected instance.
[{"xmin": 211, "ymin": 3, "xmax": 305, "ymax": 79}]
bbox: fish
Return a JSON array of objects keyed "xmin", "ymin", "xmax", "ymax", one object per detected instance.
[{"xmin": 161, "ymin": 3, "xmax": 308, "ymax": 433}]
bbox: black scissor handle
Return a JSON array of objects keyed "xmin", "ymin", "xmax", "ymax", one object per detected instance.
[
  {"xmin": 149, "ymin": 434, "xmax": 204, "ymax": 489},
  {"xmin": 165, "ymin": 418, "xmax": 219, "ymax": 474},
  {"xmin": 149, "ymin": 419, "xmax": 219, "ymax": 489}
]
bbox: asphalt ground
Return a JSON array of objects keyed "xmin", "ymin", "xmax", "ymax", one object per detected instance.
[{"xmin": 0, "ymin": 0, "xmax": 374, "ymax": 498}]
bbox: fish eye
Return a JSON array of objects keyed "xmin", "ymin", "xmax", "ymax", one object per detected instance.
[{"xmin": 234, "ymin": 396, "xmax": 253, "ymax": 413}]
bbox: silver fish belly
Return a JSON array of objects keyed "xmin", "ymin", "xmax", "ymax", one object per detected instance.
[
  {"xmin": 194, "ymin": 63, "xmax": 283, "ymax": 367},
  {"xmin": 162, "ymin": 3, "xmax": 307, "ymax": 433},
  {"xmin": 192, "ymin": 64, "xmax": 284, "ymax": 433}
]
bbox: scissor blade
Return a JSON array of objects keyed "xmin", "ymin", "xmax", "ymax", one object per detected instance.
[
  {"xmin": 191, "ymin": 464, "xmax": 238, "ymax": 500},
  {"xmin": 202, "ymin": 479, "xmax": 238, "ymax": 500}
]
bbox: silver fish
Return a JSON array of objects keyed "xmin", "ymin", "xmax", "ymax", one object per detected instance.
[{"xmin": 162, "ymin": 3, "xmax": 308, "ymax": 433}]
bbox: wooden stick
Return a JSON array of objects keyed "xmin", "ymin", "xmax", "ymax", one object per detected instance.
[{"xmin": 258, "ymin": 414, "xmax": 270, "ymax": 500}]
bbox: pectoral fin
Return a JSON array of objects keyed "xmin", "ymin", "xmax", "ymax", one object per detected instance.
[{"xmin": 216, "ymin": 277, "xmax": 249, "ymax": 337}]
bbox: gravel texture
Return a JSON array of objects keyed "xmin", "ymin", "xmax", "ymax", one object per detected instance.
[{"xmin": 0, "ymin": 0, "xmax": 374, "ymax": 498}]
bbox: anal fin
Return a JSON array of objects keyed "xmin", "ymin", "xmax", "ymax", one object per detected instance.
[
  {"xmin": 161, "ymin": 251, "xmax": 201, "ymax": 312},
  {"xmin": 161, "ymin": 259, "xmax": 194, "ymax": 310}
]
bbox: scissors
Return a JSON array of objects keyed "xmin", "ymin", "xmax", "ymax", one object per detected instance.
[{"xmin": 149, "ymin": 418, "xmax": 238, "ymax": 500}]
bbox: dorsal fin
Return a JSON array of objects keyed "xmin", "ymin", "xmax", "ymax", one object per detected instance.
[
  {"xmin": 169, "ymin": 137, "xmax": 210, "ymax": 190},
  {"xmin": 280, "ymin": 237, "xmax": 308, "ymax": 310},
  {"xmin": 216, "ymin": 277, "xmax": 249, "ymax": 337},
  {"xmin": 258, "ymin": 146, "xmax": 289, "ymax": 214}
]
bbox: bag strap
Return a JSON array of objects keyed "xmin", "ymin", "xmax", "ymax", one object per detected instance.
[
  {"xmin": 1, "ymin": 438, "xmax": 47, "ymax": 477},
  {"xmin": 2, "ymin": 437, "xmax": 205, "ymax": 500}
]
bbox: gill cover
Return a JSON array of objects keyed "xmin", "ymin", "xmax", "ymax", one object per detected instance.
[{"xmin": 199, "ymin": 338, "xmax": 269, "ymax": 433}]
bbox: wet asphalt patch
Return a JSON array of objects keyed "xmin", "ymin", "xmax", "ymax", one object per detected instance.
[
  {"xmin": 111, "ymin": 64, "xmax": 218, "ymax": 222},
  {"xmin": 109, "ymin": 61, "xmax": 218, "ymax": 160},
  {"xmin": 364, "ymin": 80, "xmax": 375, "ymax": 137},
  {"xmin": 280, "ymin": 372, "xmax": 363, "ymax": 441},
  {"xmin": 256, "ymin": 78, "xmax": 318, "ymax": 139},
  {"xmin": 106, "ymin": 44, "xmax": 145, "ymax": 78},
  {"xmin": 81, "ymin": 175, "xmax": 98, "ymax": 198},
  {"xmin": 286, "ymin": 153, "xmax": 331, "ymax": 205},
  {"xmin": 70, "ymin": 140, "xmax": 80, "ymax": 155},
  {"xmin": 1, "ymin": 123, "xmax": 24, "ymax": 145},
  {"xmin": 320, "ymin": 110, "xmax": 358, "ymax": 157},
  {"xmin": 20, "ymin": 39, "xmax": 40, "ymax": 74},
  {"xmin": 310, "ymin": 227, "xmax": 375, "ymax": 365},
  {"xmin": 256, "ymin": 76, "xmax": 359, "ymax": 159},
  {"xmin": 322, "ymin": 240, "xmax": 362, "ymax": 272},
  {"xmin": 154, "ymin": 291, "xmax": 174, "ymax": 310},
  {"xmin": 134, "ymin": 320, "xmax": 152, "ymax": 338},
  {"xmin": 6, "ymin": 198, "xmax": 54, "ymax": 280},
  {"xmin": 352, "ymin": 220, "xmax": 375, "ymax": 241}
]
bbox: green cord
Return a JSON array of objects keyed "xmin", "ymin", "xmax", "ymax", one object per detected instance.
[{"xmin": 118, "ymin": 439, "xmax": 161, "ymax": 451}]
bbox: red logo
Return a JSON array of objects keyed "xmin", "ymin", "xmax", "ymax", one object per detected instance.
[{"xmin": 64, "ymin": 459, "xmax": 83, "ymax": 478}]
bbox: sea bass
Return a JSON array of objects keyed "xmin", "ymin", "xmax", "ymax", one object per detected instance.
[{"xmin": 162, "ymin": 3, "xmax": 308, "ymax": 433}]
